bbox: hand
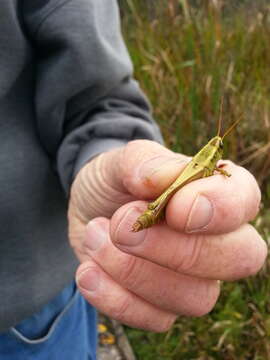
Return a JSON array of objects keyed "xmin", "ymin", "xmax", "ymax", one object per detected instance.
[{"xmin": 68, "ymin": 140, "xmax": 267, "ymax": 332}]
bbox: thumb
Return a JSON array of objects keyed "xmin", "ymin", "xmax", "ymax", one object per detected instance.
[{"xmin": 70, "ymin": 139, "xmax": 188, "ymax": 222}]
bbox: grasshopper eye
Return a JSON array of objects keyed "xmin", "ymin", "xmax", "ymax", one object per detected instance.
[{"xmin": 220, "ymin": 140, "xmax": 224, "ymax": 149}]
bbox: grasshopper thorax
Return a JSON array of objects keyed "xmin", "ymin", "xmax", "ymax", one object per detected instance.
[{"xmin": 204, "ymin": 136, "xmax": 224, "ymax": 165}]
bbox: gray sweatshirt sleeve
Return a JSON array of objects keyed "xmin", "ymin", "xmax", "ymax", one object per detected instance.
[{"xmin": 23, "ymin": 0, "xmax": 163, "ymax": 194}]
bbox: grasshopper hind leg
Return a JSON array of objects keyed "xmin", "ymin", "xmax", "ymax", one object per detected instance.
[
  {"xmin": 132, "ymin": 206, "xmax": 165, "ymax": 232},
  {"xmin": 131, "ymin": 209, "xmax": 155, "ymax": 232},
  {"xmin": 132, "ymin": 184, "xmax": 173, "ymax": 232}
]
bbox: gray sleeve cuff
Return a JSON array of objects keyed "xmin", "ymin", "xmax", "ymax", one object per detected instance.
[{"xmin": 72, "ymin": 138, "xmax": 127, "ymax": 182}]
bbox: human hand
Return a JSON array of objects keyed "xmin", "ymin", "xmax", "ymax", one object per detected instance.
[{"xmin": 68, "ymin": 140, "xmax": 267, "ymax": 332}]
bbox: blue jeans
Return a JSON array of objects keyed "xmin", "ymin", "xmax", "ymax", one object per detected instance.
[{"xmin": 0, "ymin": 282, "xmax": 97, "ymax": 359}]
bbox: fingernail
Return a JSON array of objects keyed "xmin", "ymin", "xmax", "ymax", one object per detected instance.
[
  {"xmin": 114, "ymin": 207, "xmax": 147, "ymax": 247},
  {"xmin": 186, "ymin": 195, "xmax": 213, "ymax": 233},
  {"xmin": 85, "ymin": 221, "xmax": 107, "ymax": 251},
  {"xmin": 77, "ymin": 267, "xmax": 100, "ymax": 291}
]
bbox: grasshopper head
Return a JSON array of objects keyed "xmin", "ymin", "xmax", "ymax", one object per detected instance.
[{"xmin": 208, "ymin": 136, "xmax": 224, "ymax": 161}]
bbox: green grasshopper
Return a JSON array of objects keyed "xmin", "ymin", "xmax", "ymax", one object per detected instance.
[{"xmin": 132, "ymin": 106, "xmax": 240, "ymax": 232}]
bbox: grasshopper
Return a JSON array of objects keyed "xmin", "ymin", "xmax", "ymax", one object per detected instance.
[{"xmin": 132, "ymin": 104, "xmax": 240, "ymax": 232}]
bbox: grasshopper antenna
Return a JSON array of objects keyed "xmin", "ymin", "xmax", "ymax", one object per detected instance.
[
  {"xmin": 221, "ymin": 114, "xmax": 243, "ymax": 140},
  {"xmin": 217, "ymin": 96, "xmax": 224, "ymax": 137}
]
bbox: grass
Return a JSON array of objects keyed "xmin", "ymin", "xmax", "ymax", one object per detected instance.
[{"xmin": 120, "ymin": 0, "xmax": 270, "ymax": 358}]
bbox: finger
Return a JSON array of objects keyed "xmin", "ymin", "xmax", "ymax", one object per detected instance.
[
  {"xmin": 76, "ymin": 260, "xmax": 177, "ymax": 332},
  {"xmin": 83, "ymin": 218, "xmax": 220, "ymax": 316},
  {"xmin": 166, "ymin": 161, "xmax": 261, "ymax": 234},
  {"xmin": 110, "ymin": 203, "xmax": 267, "ymax": 281}
]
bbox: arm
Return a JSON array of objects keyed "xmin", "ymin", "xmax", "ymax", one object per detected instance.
[{"xmin": 23, "ymin": 0, "xmax": 163, "ymax": 194}]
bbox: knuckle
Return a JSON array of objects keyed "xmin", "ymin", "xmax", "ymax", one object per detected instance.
[
  {"xmin": 121, "ymin": 139, "xmax": 168, "ymax": 196},
  {"xmin": 117, "ymin": 255, "xmax": 143, "ymax": 289},
  {"xmin": 124, "ymin": 139, "xmax": 156, "ymax": 157},
  {"xmin": 107, "ymin": 294, "xmax": 131, "ymax": 321},
  {"xmin": 120, "ymin": 141, "xmax": 141, "ymax": 193},
  {"xmin": 122, "ymin": 140, "xmax": 152, "ymax": 171},
  {"xmin": 171, "ymin": 235, "xmax": 204, "ymax": 273}
]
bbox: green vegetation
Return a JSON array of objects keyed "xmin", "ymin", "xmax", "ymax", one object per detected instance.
[{"xmin": 121, "ymin": 0, "xmax": 270, "ymax": 358}]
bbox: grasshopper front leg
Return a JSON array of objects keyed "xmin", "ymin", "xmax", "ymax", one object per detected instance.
[
  {"xmin": 203, "ymin": 165, "xmax": 231, "ymax": 178},
  {"xmin": 215, "ymin": 164, "xmax": 231, "ymax": 177}
]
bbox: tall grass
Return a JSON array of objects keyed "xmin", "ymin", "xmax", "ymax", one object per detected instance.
[{"xmin": 121, "ymin": 1, "xmax": 270, "ymax": 358}]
